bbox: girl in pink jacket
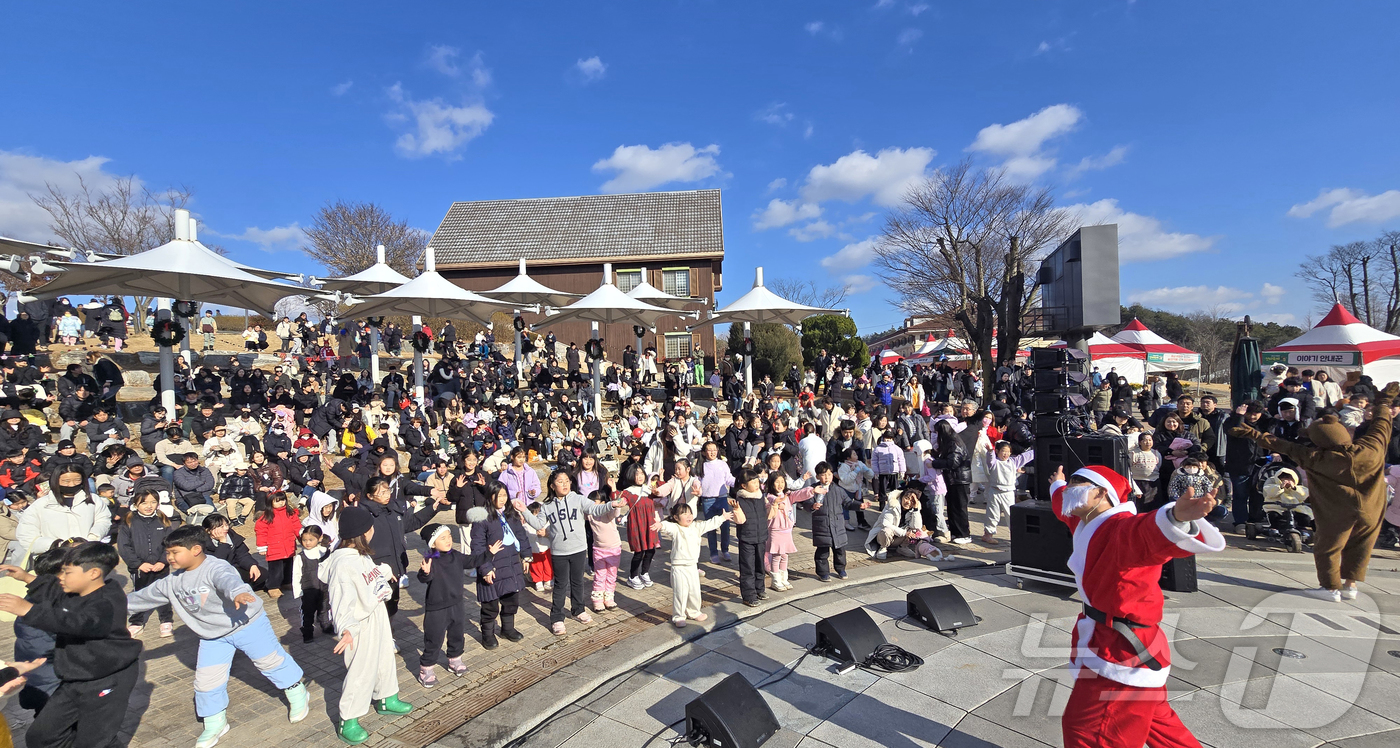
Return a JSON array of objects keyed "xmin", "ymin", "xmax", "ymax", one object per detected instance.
[{"xmin": 764, "ymin": 471, "xmax": 823, "ymax": 591}]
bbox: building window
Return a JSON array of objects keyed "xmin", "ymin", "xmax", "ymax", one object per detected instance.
[
  {"xmin": 664, "ymin": 332, "xmax": 692, "ymax": 360},
  {"xmin": 662, "ymin": 268, "xmax": 690, "ymax": 297},
  {"xmin": 615, "ymin": 269, "xmax": 642, "ymax": 292}
]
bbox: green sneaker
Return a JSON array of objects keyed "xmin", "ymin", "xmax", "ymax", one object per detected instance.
[
  {"xmin": 195, "ymin": 711, "xmax": 230, "ymax": 748},
  {"xmin": 286, "ymin": 682, "xmax": 309, "ymax": 723},
  {"xmin": 373, "ymin": 693, "xmax": 414, "ymax": 715},
  {"xmin": 337, "ymin": 718, "xmax": 369, "ymax": 745}
]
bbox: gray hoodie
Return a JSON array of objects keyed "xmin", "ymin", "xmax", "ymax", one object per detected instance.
[
  {"xmin": 528, "ymin": 491, "xmax": 616, "ymax": 557},
  {"xmin": 127, "ymin": 556, "xmax": 263, "ymax": 639}
]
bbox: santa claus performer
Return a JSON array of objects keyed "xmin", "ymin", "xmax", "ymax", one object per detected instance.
[{"xmin": 1050, "ymin": 463, "xmax": 1225, "ymax": 748}]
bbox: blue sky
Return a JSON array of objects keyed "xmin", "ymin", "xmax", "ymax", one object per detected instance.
[{"xmin": 2, "ymin": 2, "xmax": 1398, "ymax": 333}]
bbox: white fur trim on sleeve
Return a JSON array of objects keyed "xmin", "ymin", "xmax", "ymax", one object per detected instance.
[{"xmin": 1154, "ymin": 503, "xmax": 1226, "ymax": 554}]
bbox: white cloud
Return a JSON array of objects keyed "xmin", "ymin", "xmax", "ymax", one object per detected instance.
[
  {"xmin": 874, "ymin": 0, "xmax": 895, "ymax": 8},
  {"xmin": 752, "ymin": 198, "xmax": 820, "ymax": 230},
  {"xmin": 821, "ymin": 237, "xmax": 880, "ymax": 271},
  {"xmin": 0, "ymin": 150, "xmax": 120, "ymax": 242},
  {"xmin": 897, "ymin": 29, "xmax": 923, "ymax": 47},
  {"xmin": 842, "ymin": 274, "xmax": 877, "ymax": 294},
  {"xmin": 803, "ymin": 121, "xmax": 814, "ymax": 139},
  {"xmin": 766, "ymin": 178, "xmax": 788, "ymax": 193},
  {"xmin": 426, "ymin": 45, "xmax": 462, "ymax": 76},
  {"xmin": 908, "ymin": 3, "xmax": 930, "ymax": 15},
  {"xmin": 1068, "ymin": 145, "xmax": 1129, "ymax": 177},
  {"xmin": 1127, "ymin": 282, "xmax": 1292, "ymax": 316},
  {"xmin": 757, "ymin": 102, "xmax": 794, "ymax": 127},
  {"xmin": 969, "ymin": 104, "xmax": 1082, "ymax": 180},
  {"xmin": 1127, "ymin": 285, "xmax": 1249, "ymax": 314},
  {"xmin": 593, "ymin": 142, "xmax": 723, "ymax": 193},
  {"xmin": 805, "ymin": 21, "xmax": 824, "ymax": 35},
  {"xmin": 1288, "ymin": 187, "xmax": 1400, "ymax": 227},
  {"xmin": 386, "ymin": 83, "xmax": 494, "ymax": 159},
  {"xmin": 1036, "ymin": 41, "xmax": 1051, "ymax": 54},
  {"xmin": 575, "ymin": 56, "xmax": 607, "ymax": 82},
  {"xmin": 800, "ymin": 147, "xmax": 935, "ymax": 207},
  {"xmin": 331, "ymin": 80, "xmax": 353, "ymax": 96},
  {"xmin": 1060, "ymin": 198, "xmax": 1217, "ymax": 262},
  {"xmin": 789, "ymin": 220, "xmax": 842, "ymax": 242},
  {"xmin": 220, "ymin": 223, "xmax": 305, "ymax": 251}
]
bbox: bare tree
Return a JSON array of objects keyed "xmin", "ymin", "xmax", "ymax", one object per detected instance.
[
  {"xmin": 1182, "ymin": 306, "xmax": 1232, "ymax": 383},
  {"xmin": 302, "ymin": 200, "xmax": 428, "ymax": 278},
  {"xmin": 1296, "ymin": 235, "xmax": 1400, "ymax": 334},
  {"xmin": 872, "ymin": 160, "xmax": 1075, "ymax": 400},
  {"xmin": 31, "ymin": 175, "xmax": 201, "ymax": 330},
  {"xmin": 767, "ymin": 277, "xmax": 849, "ymax": 310}
]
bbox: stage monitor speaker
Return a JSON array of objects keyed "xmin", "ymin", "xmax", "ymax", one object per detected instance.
[
  {"xmin": 906, "ymin": 585, "xmax": 977, "ymax": 633},
  {"xmin": 814, "ymin": 607, "xmax": 886, "ymax": 664},
  {"xmin": 1032, "ymin": 435, "xmax": 1130, "ymax": 504},
  {"xmin": 1010, "ymin": 500, "xmax": 1074, "ymax": 576},
  {"xmin": 1160, "ymin": 556, "xmax": 1198, "ymax": 593},
  {"xmin": 684, "ymin": 672, "xmax": 780, "ymax": 748}
]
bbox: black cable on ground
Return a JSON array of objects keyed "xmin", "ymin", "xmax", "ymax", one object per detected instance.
[{"xmin": 858, "ymin": 643, "xmax": 924, "ymax": 673}]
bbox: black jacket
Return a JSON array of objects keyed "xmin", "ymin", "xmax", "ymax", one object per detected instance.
[
  {"xmin": 0, "ymin": 421, "xmax": 42, "ymax": 455},
  {"xmin": 733, "ymin": 491, "xmax": 769, "ymax": 544},
  {"xmin": 208, "ymin": 530, "xmax": 261, "ymax": 580},
  {"xmin": 471, "ymin": 510, "xmax": 531, "ymax": 602},
  {"xmin": 449, "ymin": 470, "xmax": 492, "ymax": 524},
  {"xmin": 117, "ymin": 513, "xmax": 173, "ymax": 569},
  {"xmin": 929, "ymin": 440, "xmax": 971, "ymax": 486},
  {"xmin": 22, "ymin": 579, "xmax": 142, "ymax": 682},
  {"xmin": 285, "ymin": 459, "xmax": 323, "ymax": 492},
  {"xmin": 416, "ymin": 539, "xmax": 495, "ymax": 611},
  {"xmin": 364, "ymin": 496, "xmax": 441, "ymax": 576}
]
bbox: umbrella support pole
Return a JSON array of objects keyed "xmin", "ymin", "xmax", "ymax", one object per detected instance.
[
  {"xmin": 412, "ymin": 315, "xmax": 425, "ymax": 406},
  {"xmin": 635, "ymin": 331, "xmax": 643, "ymax": 380},
  {"xmin": 591, "ymin": 322, "xmax": 602, "ymax": 418},
  {"xmin": 370, "ymin": 326, "xmax": 381, "ymax": 387},
  {"xmin": 157, "ymin": 299, "xmax": 176, "ymax": 414},
  {"xmin": 514, "ymin": 309, "xmax": 523, "ymax": 386},
  {"xmin": 744, "ymin": 321, "xmax": 753, "ymax": 396}
]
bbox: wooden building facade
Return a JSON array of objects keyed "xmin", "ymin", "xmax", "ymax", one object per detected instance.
[{"xmin": 429, "ymin": 189, "xmax": 725, "ymax": 364}]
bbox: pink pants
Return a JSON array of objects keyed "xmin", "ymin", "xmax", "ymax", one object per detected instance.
[
  {"xmin": 592, "ymin": 545, "xmax": 621, "ymax": 595},
  {"xmin": 765, "ymin": 552, "xmax": 789, "ymax": 572}
]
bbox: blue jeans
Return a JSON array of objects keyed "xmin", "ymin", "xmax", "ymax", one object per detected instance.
[
  {"xmin": 700, "ymin": 495, "xmax": 731, "ymax": 557},
  {"xmin": 1230, "ymin": 473, "xmax": 1253, "ymax": 525},
  {"xmin": 192, "ymin": 613, "xmax": 303, "ymax": 717}
]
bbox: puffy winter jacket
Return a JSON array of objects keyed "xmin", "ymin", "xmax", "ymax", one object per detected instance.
[
  {"xmin": 117, "ymin": 512, "xmax": 174, "ymax": 569},
  {"xmin": 928, "ymin": 441, "xmax": 971, "ymax": 486},
  {"xmin": 254, "ymin": 507, "xmax": 301, "ymax": 562},
  {"xmin": 15, "ymin": 491, "xmax": 112, "ymax": 552},
  {"xmin": 797, "ymin": 482, "xmax": 861, "ymax": 548},
  {"xmin": 470, "ymin": 507, "xmax": 531, "ymax": 603}
]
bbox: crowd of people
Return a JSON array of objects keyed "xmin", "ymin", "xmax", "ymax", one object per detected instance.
[{"xmin": 0, "ymin": 307, "xmax": 1392, "ymax": 747}]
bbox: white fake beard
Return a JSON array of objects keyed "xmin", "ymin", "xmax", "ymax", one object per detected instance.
[{"xmin": 1059, "ymin": 485, "xmax": 1096, "ymax": 518}]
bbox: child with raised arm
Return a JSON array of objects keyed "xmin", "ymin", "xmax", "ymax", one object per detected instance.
[
  {"xmin": 655, "ymin": 501, "xmax": 732, "ymax": 627},
  {"xmin": 764, "ymin": 470, "xmax": 822, "ymax": 591},
  {"xmin": 982, "ymin": 442, "xmax": 1033, "ymax": 545},
  {"xmin": 795, "ymin": 462, "xmax": 867, "ymax": 581},
  {"xmin": 414, "ymin": 523, "xmax": 503, "ymax": 687},
  {"xmin": 0, "ymin": 542, "xmax": 142, "ymax": 748},
  {"xmin": 321, "ymin": 506, "xmax": 412, "ymax": 745},
  {"xmin": 126, "ymin": 525, "xmax": 308, "ymax": 748}
]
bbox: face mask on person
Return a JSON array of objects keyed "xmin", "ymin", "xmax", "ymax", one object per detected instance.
[
  {"xmin": 58, "ymin": 484, "xmax": 81, "ymax": 498},
  {"xmin": 1182, "ymin": 467, "xmax": 1201, "ymax": 476}
]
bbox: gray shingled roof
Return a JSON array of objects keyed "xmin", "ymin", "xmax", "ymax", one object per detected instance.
[{"xmin": 429, "ymin": 189, "xmax": 723, "ymax": 267}]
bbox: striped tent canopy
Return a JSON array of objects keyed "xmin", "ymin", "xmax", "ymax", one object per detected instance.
[
  {"xmin": 1112, "ymin": 318, "xmax": 1201, "ymax": 371},
  {"xmin": 1264, "ymin": 303, "xmax": 1400, "ymax": 384}
]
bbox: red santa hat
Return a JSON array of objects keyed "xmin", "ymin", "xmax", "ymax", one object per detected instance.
[{"xmin": 1071, "ymin": 465, "xmax": 1132, "ymax": 506}]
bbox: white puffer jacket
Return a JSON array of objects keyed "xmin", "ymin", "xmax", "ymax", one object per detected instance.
[{"xmin": 15, "ymin": 490, "xmax": 112, "ymax": 554}]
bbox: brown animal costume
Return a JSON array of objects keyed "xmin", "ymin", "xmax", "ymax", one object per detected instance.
[{"xmin": 1229, "ymin": 381, "xmax": 1397, "ymax": 591}]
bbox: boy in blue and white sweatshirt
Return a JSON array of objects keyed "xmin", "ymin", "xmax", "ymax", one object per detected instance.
[{"xmin": 127, "ymin": 525, "xmax": 309, "ymax": 748}]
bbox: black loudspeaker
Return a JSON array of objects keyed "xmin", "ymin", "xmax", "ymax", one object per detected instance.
[
  {"xmin": 1032, "ymin": 435, "xmax": 1131, "ymax": 504},
  {"xmin": 1009, "ymin": 500, "xmax": 1076, "ymax": 586},
  {"xmin": 906, "ymin": 585, "xmax": 977, "ymax": 633},
  {"xmin": 684, "ymin": 672, "xmax": 780, "ymax": 748},
  {"xmin": 1160, "ymin": 556, "xmax": 1198, "ymax": 592},
  {"xmin": 814, "ymin": 607, "xmax": 886, "ymax": 664}
]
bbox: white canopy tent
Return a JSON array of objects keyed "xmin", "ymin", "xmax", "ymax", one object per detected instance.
[
  {"xmin": 534, "ymin": 263, "xmax": 680, "ymax": 414},
  {"xmin": 346, "ymin": 246, "xmax": 515, "ymax": 404},
  {"xmin": 1111, "ymin": 319, "xmax": 1202, "ymax": 374},
  {"xmin": 30, "ymin": 210, "xmax": 298, "ymax": 412},
  {"xmin": 480, "ymin": 258, "xmax": 581, "ymax": 377},
  {"xmin": 1264, "ymin": 302, "xmax": 1400, "ymax": 385},
  {"xmin": 689, "ymin": 267, "xmax": 846, "ymax": 393},
  {"xmin": 314, "ymin": 245, "xmax": 415, "ymax": 382}
]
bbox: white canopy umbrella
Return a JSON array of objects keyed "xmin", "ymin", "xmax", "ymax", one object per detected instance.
[
  {"xmin": 534, "ymin": 263, "xmax": 684, "ymax": 414},
  {"xmin": 345, "ymin": 246, "xmax": 514, "ymax": 404},
  {"xmin": 689, "ymin": 266, "xmax": 846, "ymax": 392},
  {"xmin": 316, "ymin": 245, "xmax": 413, "ymax": 296},
  {"xmin": 480, "ymin": 258, "xmax": 581, "ymax": 380},
  {"xmin": 30, "ymin": 210, "xmax": 298, "ymax": 413},
  {"xmin": 313, "ymin": 245, "xmax": 415, "ymax": 382},
  {"xmin": 626, "ymin": 266, "xmax": 702, "ymax": 311}
]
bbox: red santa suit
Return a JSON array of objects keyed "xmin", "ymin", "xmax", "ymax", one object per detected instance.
[{"xmin": 1052, "ymin": 465, "xmax": 1225, "ymax": 748}]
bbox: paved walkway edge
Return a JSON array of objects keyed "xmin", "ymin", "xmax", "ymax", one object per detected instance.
[{"xmin": 435, "ymin": 556, "xmax": 994, "ymax": 748}]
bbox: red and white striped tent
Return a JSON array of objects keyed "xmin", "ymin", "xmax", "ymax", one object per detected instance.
[
  {"xmin": 1051, "ymin": 332, "xmax": 1148, "ymax": 385},
  {"xmin": 1111, "ymin": 318, "xmax": 1202, "ymax": 372},
  {"xmin": 1264, "ymin": 303, "xmax": 1400, "ymax": 384},
  {"xmin": 875, "ymin": 349, "xmax": 904, "ymax": 366}
]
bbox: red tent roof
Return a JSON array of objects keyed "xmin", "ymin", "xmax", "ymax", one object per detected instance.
[{"xmin": 1267, "ymin": 302, "xmax": 1400, "ymax": 363}]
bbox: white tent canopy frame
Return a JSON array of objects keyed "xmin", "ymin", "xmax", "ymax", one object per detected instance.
[
  {"xmin": 480, "ymin": 258, "xmax": 582, "ymax": 379},
  {"xmin": 533, "ymin": 263, "xmax": 683, "ymax": 415},
  {"xmin": 31, "ymin": 209, "xmax": 300, "ymax": 413},
  {"xmin": 314, "ymin": 245, "xmax": 415, "ymax": 383},
  {"xmin": 689, "ymin": 267, "xmax": 846, "ymax": 394},
  {"xmin": 345, "ymin": 246, "xmax": 515, "ymax": 404}
]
